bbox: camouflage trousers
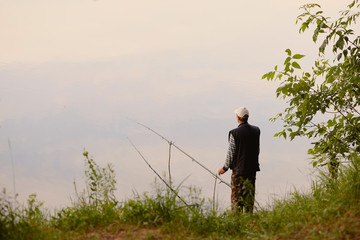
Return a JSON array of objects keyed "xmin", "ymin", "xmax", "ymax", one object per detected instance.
[{"xmin": 231, "ymin": 173, "xmax": 256, "ymax": 213}]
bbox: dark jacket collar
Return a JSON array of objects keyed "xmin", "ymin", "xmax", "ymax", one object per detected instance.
[{"xmin": 238, "ymin": 122, "xmax": 248, "ymax": 127}]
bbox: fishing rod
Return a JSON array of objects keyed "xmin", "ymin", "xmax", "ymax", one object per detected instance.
[
  {"xmin": 133, "ymin": 120, "xmax": 231, "ymax": 188},
  {"xmin": 127, "ymin": 137, "xmax": 190, "ymax": 207}
]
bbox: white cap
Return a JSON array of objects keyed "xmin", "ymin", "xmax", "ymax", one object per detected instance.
[{"xmin": 234, "ymin": 107, "xmax": 249, "ymax": 118}]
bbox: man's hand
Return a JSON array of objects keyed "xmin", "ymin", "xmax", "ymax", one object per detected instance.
[{"xmin": 218, "ymin": 168, "xmax": 226, "ymax": 175}]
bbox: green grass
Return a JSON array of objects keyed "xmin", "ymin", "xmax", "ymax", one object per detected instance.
[{"xmin": 1, "ymin": 153, "xmax": 360, "ymax": 239}]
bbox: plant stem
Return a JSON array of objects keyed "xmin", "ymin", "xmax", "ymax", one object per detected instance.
[
  {"xmin": 8, "ymin": 137, "xmax": 16, "ymax": 199},
  {"xmin": 168, "ymin": 141, "xmax": 172, "ymax": 188}
]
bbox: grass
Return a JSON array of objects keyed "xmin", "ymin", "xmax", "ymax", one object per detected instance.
[{"xmin": 1, "ymin": 152, "xmax": 360, "ymax": 239}]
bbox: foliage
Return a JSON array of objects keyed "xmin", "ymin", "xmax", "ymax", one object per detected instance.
[
  {"xmin": 0, "ymin": 190, "xmax": 65, "ymax": 240},
  {"xmin": 114, "ymin": 157, "xmax": 360, "ymax": 239},
  {"xmin": 2, "ymin": 1, "xmax": 360, "ymax": 238},
  {"xmin": 119, "ymin": 177, "xmax": 204, "ymax": 227},
  {"xmin": 52, "ymin": 150, "xmax": 120, "ymax": 231},
  {"xmin": 1, "ymin": 153, "xmax": 360, "ymax": 239},
  {"xmin": 0, "ymin": 151, "xmax": 121, "ymax": 239},
  {"xmin": 262, "ymin": 0, "xmax": 360, "ymax": 167},
  {"xmin": 82, "ymin": 150, "xmax": 117, "ymax": 206},
  {"xmin": 52, "ymin": 201, "xmax": 120, "ymax": 232}
]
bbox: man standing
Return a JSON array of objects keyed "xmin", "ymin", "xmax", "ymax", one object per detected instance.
[{"xmin": 218, "ymin": 107, "xmax": 260, "ymax": 213}]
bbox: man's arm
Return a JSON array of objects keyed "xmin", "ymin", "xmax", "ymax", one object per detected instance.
[{"xmin": 218, "ymin": 133, "xmax": 236, "ymax": 175}]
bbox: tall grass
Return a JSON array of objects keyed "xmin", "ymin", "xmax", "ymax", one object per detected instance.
[
  {"xmin": 118, "ymin": 154, "xmax": 360, "ymax": 239},
  {"xmin": 0, "ymin": 150, "xmax": 121, "ymax": 239},
  {"xmin": 0, "ymin": 190, "xmax": 61, "ymax": 240},
  {"xmin": 51, "ymin": 151, "xmax": 121, "ymax": 232},
  {"xmin": 1, "ymin": 152, "xmax": 359, "ymax": 239}
]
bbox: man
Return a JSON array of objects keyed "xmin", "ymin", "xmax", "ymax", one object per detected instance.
[{"xmin": 218, "ymin": 107, "xmax": 260, "ymax": 213}]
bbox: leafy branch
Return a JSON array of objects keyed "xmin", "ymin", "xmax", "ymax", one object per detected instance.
[{"xmin": 262, "ymin": 0, "xmax": 360, "ymax": 168}]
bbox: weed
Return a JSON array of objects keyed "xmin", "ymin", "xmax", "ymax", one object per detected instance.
[
  {"xmin": 51, "ymin": 150, "xmax": 120, "ymax": 232},
  {"xmin": 1, "ymin": 151, "xmax": 359, "ymax": 239}
]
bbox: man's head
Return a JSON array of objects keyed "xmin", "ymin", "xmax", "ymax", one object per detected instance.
[{"xmin": 234, "ymin": 107, "xmax": 249, "ymax": 123}]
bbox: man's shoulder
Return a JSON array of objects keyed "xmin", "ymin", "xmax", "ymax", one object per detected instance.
[
  {"xmin": 229, "ymin": 125, "xmax": 241, "ymax": 134},
  {"xmin": 229, "ymin": 123, "xmax": 260, "ymax": 134},
  {"xmin": 248, "ymin": 123, "xmax": 260, "ymax": 131}
]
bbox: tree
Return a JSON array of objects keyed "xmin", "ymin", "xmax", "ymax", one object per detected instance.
[{"xmin": 262, "ymin": 0, "xmax": 360, "ymax": 169}]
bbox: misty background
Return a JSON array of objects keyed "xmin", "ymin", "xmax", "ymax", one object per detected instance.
[{"xmin": 0, "ymin": 0, "xmax": 345, "ymax": 209}]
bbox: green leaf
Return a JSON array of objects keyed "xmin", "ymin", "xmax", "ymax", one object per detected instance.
[
  {"xmin": 292, "ymin": 54, "xmax": 305, "ymax": 59},
  {"xmin": 292, "ymin": 62, "xmax": 301, "ymax": 69},
  {"xmin": 300, "ymin": 22, "xmax": 308, "ymax": 32},
  {"xmin": 327, "ymin": 119, "xmax": 335, "ymax": 127},
  {"xmin": 337, "ymin": 53, "xmax": 343, "ymax": 61},
  {"xmin": 319, "ymin": 39, "xmax": 328, "ymax": 53},
  {"xmin": 347, "ymin": 113, "xmax": 354, "ymax": 119},
  {"xmin": 326, "ymin": 75, "xmax": 335, "ymax": 83},
  {"xmin": 284, "ymin": 56, "xmax": 292, "ymax": 64},
  {"xmin": 270, "ymin": 71, "xmax": 276, "ymax": 79},
  {"xmin": 285, "ymin": 49, "xmax": 292, "ymax": 56}
]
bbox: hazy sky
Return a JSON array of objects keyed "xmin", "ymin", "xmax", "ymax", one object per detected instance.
[{"xmin": 0, "ymin": 0, "xmax": 350, "ymax": 209}]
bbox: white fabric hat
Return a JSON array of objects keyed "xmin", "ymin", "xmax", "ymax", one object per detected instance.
[{"xmin": 234, "ymin": 107, "xmax": 249, "ymax": 118}]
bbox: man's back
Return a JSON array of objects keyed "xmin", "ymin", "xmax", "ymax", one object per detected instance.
[
  {"xmin": 218, "ymin": 107, "xmax": 260, "ymax": 213},
  {"xmin": 229, "ymin": 122, "xmax": 260, "ymax": 175}
]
